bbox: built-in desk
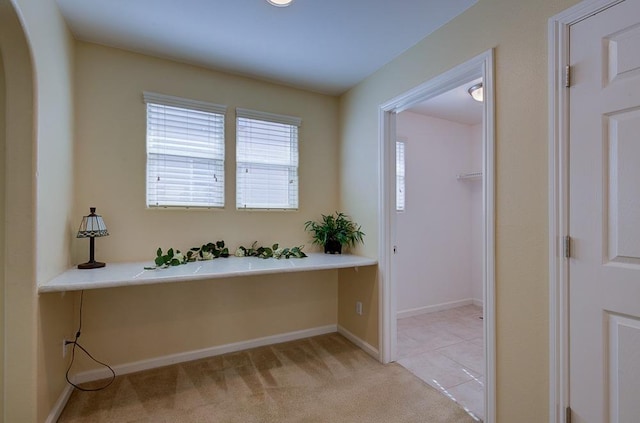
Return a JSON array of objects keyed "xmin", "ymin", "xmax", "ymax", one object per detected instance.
[{"xmin": 38, "ymin": 253, "xmax": 378, "ymax": 293}]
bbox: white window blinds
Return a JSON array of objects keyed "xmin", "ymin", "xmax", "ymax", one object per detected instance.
[
  {"xmin": 396, "ymin": 140, "xmax": 406, "ymax": 211},
  {"xmin": 236, "ymin": 108, "xmax": 301, "ymax": 210},
  {"xmin": 144, "ymin": 92, "xmax": 226, "ymax": 208}
]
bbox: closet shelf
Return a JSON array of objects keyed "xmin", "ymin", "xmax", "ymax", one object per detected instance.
[{"xmin": 456, "ymin": 171, "xmax": 483, "ymax": 181}]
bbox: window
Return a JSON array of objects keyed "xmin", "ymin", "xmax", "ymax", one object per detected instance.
[
  {"xmin": 236, "ymin": 108, "xmax": 301, "ymax": 210},
  {"xmin": 396, "ymin": 140, "xmax": 406, "ymax": 211},
  {"xmin": 144, "ymin": 92, "xmax": 226, "ymax": 208}
]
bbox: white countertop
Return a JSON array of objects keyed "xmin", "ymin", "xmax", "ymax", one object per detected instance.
[{"xmin": 38, "ymin": 253, "xmax": 378, "ymax": 293}]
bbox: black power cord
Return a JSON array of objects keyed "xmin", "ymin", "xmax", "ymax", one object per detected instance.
[{"xmin": 65, "ymin": 290, "xmax": 116, "ymax": 391}]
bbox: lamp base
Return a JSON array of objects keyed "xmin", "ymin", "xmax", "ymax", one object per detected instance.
[{"xmin": 78, "ymin": 261, "xmax": 106, "ymax": 270}]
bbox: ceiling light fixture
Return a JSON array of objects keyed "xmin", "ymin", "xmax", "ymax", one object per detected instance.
[
  {"xmin": 468, "ymin": 82, "xmax": 483, "ymax": 102},
  {"xmin": 267, "ymin": 0, "xmax": 294, "ymax": 7}
]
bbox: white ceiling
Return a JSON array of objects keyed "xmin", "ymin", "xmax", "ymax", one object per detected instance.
[
  {"xmin": 407, "ymin": 78, "xmax": 483, "ymax": 125},
  {"xmin": 55, "ymin": 0, "xmax": 477, "ymax": 95}
]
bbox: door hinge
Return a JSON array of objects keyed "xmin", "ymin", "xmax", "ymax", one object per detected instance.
[
  {"xmin": 563, "ymin": 235, "xmax": 571, "ymax": 259},
  {"xmin": 565, "ymin": 65, "xmax": 571, "ymax": 88},
  {"xmin": 566, "ymin": 406, "xmax": 572, "ymax": 423}
]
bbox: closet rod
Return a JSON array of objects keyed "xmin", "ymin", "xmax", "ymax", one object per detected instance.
[{"xmin": 456, "ymin": 171, "xmax": 483, "ymax": 180}]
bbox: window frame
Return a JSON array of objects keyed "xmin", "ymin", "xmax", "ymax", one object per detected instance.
[
  {"xmin": 396, "ymin": 138, "xmax": 406, "ymax": 212},
  {"xmin": 235, "ymin": 108, "xmax": 302, "ymax": 211},
  {"xmin": 143, "ymin": 92, "xmax": 227, "ymax": 209}
]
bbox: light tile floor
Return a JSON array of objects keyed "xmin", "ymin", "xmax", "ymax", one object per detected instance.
[{"xmin": 397, "ymin": 304, "xmax": 484, "ymax": 421}]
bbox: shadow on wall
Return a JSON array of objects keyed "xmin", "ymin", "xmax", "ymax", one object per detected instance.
[{"xmin": 338, "ymin": 266, "xmax": 379, "ymax": 350}]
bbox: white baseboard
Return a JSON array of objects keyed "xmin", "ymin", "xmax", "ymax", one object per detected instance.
[
  {"xmin": 72, "ymin": 324, "xmax": 337, "ymax": 384},
  {"xmin": 45, "ymin": 384, "xmax": 74, "ymax": 423},
  {"xmin": 337, "ymin": 325, "xmax": 379, "ymax": 360},
  {"xmin": 49, "ymin": 324, "xmax": 383, "ymax": 422},
  {"xmin": 397, "ymin": 298, "xmax": 475, "ymax": 319}
]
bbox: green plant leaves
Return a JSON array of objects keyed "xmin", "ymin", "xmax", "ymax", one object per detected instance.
[
  {"xmin": 304, "ymin": 212, "xmax": 365, "ymax": 249},
  {"xmin": 235, "ymin": 241, "xmax": 307, "ymax": 259},
  {"xmin": 236, "ymin": 242, "xmax": 307, "ymax": 259},
  {"xmin": 146, "ymin": 241, "xmax": 229, "ymax": 269},
  {"xmin": 147, "ymin": 247, "xmax": 187, "ymax": 269},
  {"xmin": 195, "ymin": 242, "xmax": 230, "ymax": 259},
  {"xmin": 146, "ymin": 240, "xmax": 307, "ymax": 269}
]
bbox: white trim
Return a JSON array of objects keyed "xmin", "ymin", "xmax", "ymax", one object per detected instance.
[
  {"xmin": 45, "ymin": 385, "xmax": 74, "ymax": 423},
  {"xmin": 378, "ymin": 106, "xmax": 397, "ymax": 365},
  {"xmin": 236, "ymin": 107, "xmax": 302, "ymax": 126},
  {"xmin": 378, "ymin": 49, "xmax": 496, "ymax": 423},
  {"xmin": 379, "ymin": 52, "xmax": 491, "ymax": 113},
  {"xmin": 142, "ymin": 91, "xmax": 227, "ymax": 115},
  {"xmin": 548, "ymin": 2, "xmax": 622, "ymax": 422},
  {"xmin": 71, "ymin": 325, "xmax": 336, "ymax": 384},
  {"xmin": 397, "ymin": 299, "xmax": 475, "ymax": 319},
  {"xmin": 337, "ymin": 325, "xmax": 380, "ymax": 360},
  {"xmin": 395, "ymin": 139, "xmax": 406, "ymax": 212},
  {"xmin": 482, "ymin": 49, "xmax": 497, "ymax": 423}
]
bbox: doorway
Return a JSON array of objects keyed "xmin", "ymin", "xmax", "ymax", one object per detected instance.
[
  {"xmin": 394, "ymin": 79, "xmax": 485, "ymax": 420},
  {"xmin": 378, "ymin": 50, "xmax": 495, "ymax": 422}
]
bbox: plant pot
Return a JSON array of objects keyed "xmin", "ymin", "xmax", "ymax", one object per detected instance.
[{"xmin": 324, "ymin": 240, "xmax": 342, "ymax": 254}]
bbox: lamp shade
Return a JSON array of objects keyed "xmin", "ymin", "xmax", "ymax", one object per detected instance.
[{"xmin": 77, "ymin": 207, "xmax": 109, "ymax": 238}]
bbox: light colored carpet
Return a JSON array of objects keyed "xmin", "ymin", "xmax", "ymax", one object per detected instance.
[{"xmin": 59, "ymin": 333, "xmax": 475, "ymax": 422}]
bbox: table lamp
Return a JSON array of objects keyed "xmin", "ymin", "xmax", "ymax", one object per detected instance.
[{"xmin": 76, "ymin": 207, "xmax": 109, "ymax": 269}]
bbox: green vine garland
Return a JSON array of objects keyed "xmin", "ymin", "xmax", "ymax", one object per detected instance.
[
  {"xmin": 235, "ymin": 242, "xmax": 307, "ymax": 259},
  {"xmin": 145, "ymin": 240, "xmax": 306, "ymax": 270}
]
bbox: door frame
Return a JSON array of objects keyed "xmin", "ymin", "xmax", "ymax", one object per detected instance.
[
  {"xmin": 378, "ymin": 49, "xmax": 496, "ymax": 422},
  {"xmin": 548, "ymin": 1, "xmax": 625, "ymax": 422}
]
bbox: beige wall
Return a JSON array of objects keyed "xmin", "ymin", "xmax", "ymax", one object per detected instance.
[
  {"xmin": 338, "ymin": 0, "xmax": 580, "ymax": 421},
  {"xmin": 338, "ymin": 267, "xmax": 378, "ymax": 348},
  {"xmin": 15, "ymin": 0, "xmax": 76, "ymax": 283},
  {"xmin": 77, "ymin": 272, "xmax": 337, "ymax": 372},
  {"xmin": 72, "ymin": 42, "xmax": 341, "ymax": 372},
  {"xmin": 73, "ymin": 42, "xmax": 339, "ymax": 264},
  {"xmin": 0, "ymin": 46, "xmax": 5, "ymax": 421},
  {"xmin": 5, "ymin": 0, "xmax": 77, "ymax": 421}
]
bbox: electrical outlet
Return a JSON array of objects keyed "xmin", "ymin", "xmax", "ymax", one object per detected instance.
[
  {"xmin": 62, "ymin": 339, "xmax": 71, "ymax": 358},
  {"xmin": 356, "ymin": 301, "xmax": 363, "ymax": 316}
]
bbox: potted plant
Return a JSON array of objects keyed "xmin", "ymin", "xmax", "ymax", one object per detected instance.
[{"xmin": 304, "ymin": 212, "xmax": 365, "ymax": 254}]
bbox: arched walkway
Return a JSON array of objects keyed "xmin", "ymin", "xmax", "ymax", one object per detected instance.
[{"xmin": 0, "ymin": 0, "xmax": 37, "ymax": 420}]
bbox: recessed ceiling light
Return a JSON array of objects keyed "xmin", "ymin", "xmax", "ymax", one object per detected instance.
[{"xmin": 267, "ymin": 0, "xmax": 294, "ymax": 7}]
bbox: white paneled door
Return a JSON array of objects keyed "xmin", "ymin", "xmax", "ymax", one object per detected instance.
[{"xmin": 569, "ymin": 1, "xmax": 640, "ymax": 422}]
